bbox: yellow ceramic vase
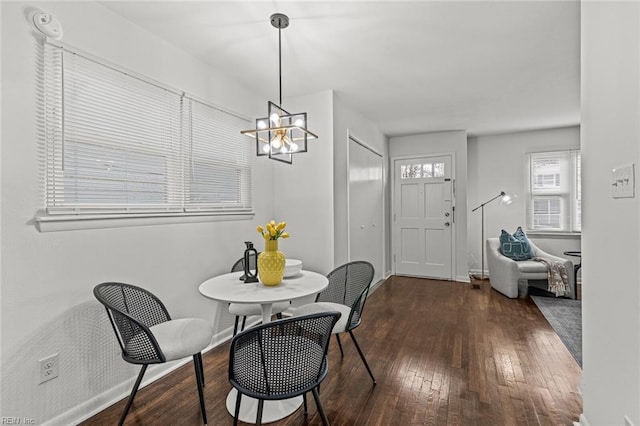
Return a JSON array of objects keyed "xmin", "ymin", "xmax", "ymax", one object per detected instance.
[{"xmin": 258, "ymin": 240, "xmax": 286, "ymax": 286}]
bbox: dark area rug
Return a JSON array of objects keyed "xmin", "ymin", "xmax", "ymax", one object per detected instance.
[{"xmin": 531, "ymin": 294, "xmax": 582, "ymax": 367}]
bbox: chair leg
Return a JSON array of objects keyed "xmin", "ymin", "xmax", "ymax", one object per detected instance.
[
  {"xmin": 241, "ymin": 316, "xmax": 247, "ymax": 332},
  {"xmin": 312, "ymin": 387, "xmax": 330, "ymax": 426},
  {"xmin": 256, "ymin": 399, "xmax": 264, "ymax": 426},
  {"xmin": 233, "ymin": 392, "xmax": 242, "ymax": 426},
  {"xmin": 335, "ymin": 334, "xmax": 344, "ymax": 357},
  {"xmin": 348, "ymin": 330, "xmax": 376, "ymax": 385},
  {"xmin": 196, "ymin": 352, "xmax": 205, "ymax": 387},
  {"xmin": 118, "ymin": 364, "xmax": 147, "ymax": 426},
  {"xmin": 193, "ymin": 355, "xmax": 208, "ymax": 425},
  {"xmin": 233, "ymin": 315, "xmax": 240, "ymax": 336},
  {"xmin": 276, "ymin": 312, "xmax": 283, "ymax": 320},
  {"xmin": 303, "ymin": 392, "xmax": 308, "ymax": 415}
]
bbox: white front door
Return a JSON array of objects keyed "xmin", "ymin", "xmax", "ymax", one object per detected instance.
[{"xmin": 393, "ymin": 155, "xmax": 454, "ymax": 279}]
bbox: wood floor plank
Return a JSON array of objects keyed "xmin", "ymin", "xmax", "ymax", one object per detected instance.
[{"xmin": 81, "ymin": 277, "xmax": 582, "ymax": 425}]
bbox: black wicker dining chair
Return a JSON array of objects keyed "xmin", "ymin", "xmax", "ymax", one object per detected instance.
[
  {"xmin": 94, "ymin": 282, "xmax": 212, "ymax": 426},
  {"xmin": 293, "ymin": 261, "xmax": 376, "ymax": 384},
  {"xmin": 229, "ymin": 254, "xmax": 290, "ymax": 335},
  {"xmin": 228, "ymin": 311, "xmax": 341, "ymax": 426}
]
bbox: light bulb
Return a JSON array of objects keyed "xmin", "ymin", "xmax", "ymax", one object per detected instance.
[
  {"xmin": 281, "ymin": 145, "xmax": 288, "ymax": 154},
  {"xmin": 294, "ymin": 118, "xmax": 304, "ymax": 127},
  {"xmin": 270, "ymin": 113, "xmax": 280, "ymax": 125},
  {"xmin": 257, "ymin": 120, "xmax": 267, "ymax": 129},
  {"xmin": 271, "ymin": 134, "xmax": 282, "ymax": 149},
  {"xmin": 262, "ymin": 143, "xmax": 270, "ymax": 153},
  {"xmin": 290, "ymin": 142, "xmax": 299, "ymax": 152}
]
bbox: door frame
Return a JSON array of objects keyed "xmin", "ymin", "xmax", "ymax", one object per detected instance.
[
  {"xmin": 391, "ymin": 152, "xmax": 457, "ymax": 279},
  {"xmin": 346, "ymin": 130, "xmax": 386, "ymax": 283}
]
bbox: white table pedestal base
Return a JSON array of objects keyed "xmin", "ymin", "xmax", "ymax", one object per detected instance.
[{"xmin": 226, "ymin": 388, "xmax": 303, "ymax": 424}]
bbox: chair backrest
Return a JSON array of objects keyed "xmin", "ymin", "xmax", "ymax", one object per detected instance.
[
  {"xmin": 94, "ymin": 282, "xmax": 171, "ymax": 364},
  {"xmin": 317, "ymin": 261, "xmax": 374, "ymax": 330},
  {"xmin": 230, "ymin": 252, "xmax": 259, "ymax": 273},
  {"xmin": 229, "ymin": 312, "xmax": 341, "ymax": 399}
]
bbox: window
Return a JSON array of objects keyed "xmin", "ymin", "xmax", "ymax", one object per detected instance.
[
  {"xmin": 41, "ymin": 42, "xmax": 251, "ymax": 221},
  {"xmin": 527, "ymin": 150, "xmax": 581, "ymax": 232},
  {"xmin": 400, "ymin": 161, "xmax": 445, "ymax": 179},
  {"xmin": 185, "ymin": 99, "xmax": 252, "ymax": 212}
]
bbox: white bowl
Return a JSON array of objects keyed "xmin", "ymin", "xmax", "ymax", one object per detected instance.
[{"xmin": 284, "ymin": 259, "xmax": 303, "ymax": 278}]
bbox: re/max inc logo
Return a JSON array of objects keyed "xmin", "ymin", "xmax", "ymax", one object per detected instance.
[{"xmin": 0, "ymin": 418, "xmax": 36, "ymax": 425}]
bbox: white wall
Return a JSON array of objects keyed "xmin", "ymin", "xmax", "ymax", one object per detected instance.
[
  {"xmin": 389, "ymin": 131, "xmax": 469, "ymax": 282},
  {"xmin": 467, "ymin": 127, "xmax": 581, "ymax": 277},
  {"xmin": 581, "ymin": 2, "xmax": 640, "ymax": 425},
  {"xmin": 332, "ymin": 93, "xmax": 389, "ymax": 280},
  {"xmin": 271, "ymin": 90, "xmax": 335, "ymax": 283},
  {"xmin": 1, "ymin": 2, "xmax": 273, "ymax": 423}
]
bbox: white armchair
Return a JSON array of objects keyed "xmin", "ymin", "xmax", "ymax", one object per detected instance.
[{"xmin": 486, "ymin": 238, "xmax": 576, "ymax": 299}]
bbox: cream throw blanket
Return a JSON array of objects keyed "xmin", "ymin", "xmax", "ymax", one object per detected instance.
[{"xmin": 532, "ymin": 257, "xmax": 570, "ymax": 297}]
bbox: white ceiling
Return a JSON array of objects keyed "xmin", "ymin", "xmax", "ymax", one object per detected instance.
[{"xmin": 100, "ymin": 1, "xmax": 580, "ymax": 137}]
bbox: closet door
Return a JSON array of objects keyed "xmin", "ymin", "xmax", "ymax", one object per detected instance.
[{"xmin": 348, "ymin": 137, "xmax": 384, "ymax": 284}]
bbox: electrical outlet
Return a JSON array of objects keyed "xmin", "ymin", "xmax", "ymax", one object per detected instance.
[{"xmin": 39, "ymin": 353, "xmax": 59, "ymax": 384}]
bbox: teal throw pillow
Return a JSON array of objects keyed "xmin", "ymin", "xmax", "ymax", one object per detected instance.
[{"xmin": 499, "ymin": 227, "xmax": 534, "ymax": 261}]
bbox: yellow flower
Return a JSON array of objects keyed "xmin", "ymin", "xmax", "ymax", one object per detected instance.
[{"xmin": 256, "ymin": 219, "xmax": 291, "ymax": 241}]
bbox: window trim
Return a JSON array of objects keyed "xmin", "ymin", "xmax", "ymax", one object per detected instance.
[
  {"xmin": 35, "ymin": 211, "xmax": 253, "ymax": 233},
  {"xmin": 36, "ymin": 40, "xmax": 254, "ymax": 231}
]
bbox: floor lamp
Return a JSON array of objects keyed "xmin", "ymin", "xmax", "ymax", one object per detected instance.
[{"xmin": 471, "ymin": 191, "xmax": 512, "ymax": 288}]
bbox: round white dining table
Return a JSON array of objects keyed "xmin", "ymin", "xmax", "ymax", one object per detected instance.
[{"xmin": 198, "ymin": 269, "xmax": 329, "ymax": 424}]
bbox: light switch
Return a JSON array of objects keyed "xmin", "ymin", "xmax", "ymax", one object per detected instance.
[{"xmin": 612, "ymin": 163, "xmax": 635, "ymax": 198}]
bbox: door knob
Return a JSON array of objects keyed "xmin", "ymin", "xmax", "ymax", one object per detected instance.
[
  {"xmin": 444, "ymin": 222, "xmax": 450, "ymax": 227},
  {"xmin": 444, "ymin": 212, "xmax": 450, "ymax": 217}
]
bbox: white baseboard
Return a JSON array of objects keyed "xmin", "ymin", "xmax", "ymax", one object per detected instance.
[
  {"xmin": 468, "ymin": 268, "xmax": 489, "ymax": 278},
  {"xmin": 456, "ymin": 275, "xmax": 471, "ymax": 283},
  {"xmin": 369, "ymin": 278, "xmax": 385, "ymax": 294},
  {"xmin": 42, "ymin": 329, "xmax": 233, "ymax": 426}
]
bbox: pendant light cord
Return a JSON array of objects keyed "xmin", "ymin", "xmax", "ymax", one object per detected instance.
[{"xmin": 278, "ymin": 24, "xmax": 282, "ymax": 106}]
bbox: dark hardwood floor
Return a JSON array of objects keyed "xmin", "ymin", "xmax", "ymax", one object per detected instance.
[{"xmin": 81, "ymin": 276, "xmax": 582, "ymax": 425}]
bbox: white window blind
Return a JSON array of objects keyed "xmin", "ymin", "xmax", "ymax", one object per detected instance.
[
  {"xmin": 42, "ymin": 42, "xmax": 251, "ymax": 218},
  {"xmin": 527, "ymin": 150, "xmax": 581, "ymax": 232},
  {"xmin": 185, "ymin": 99, "xmax": 252, "ymax": 212}
]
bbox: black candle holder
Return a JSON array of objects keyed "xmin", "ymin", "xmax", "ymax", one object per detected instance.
[{"xmin": 242, "ymin": 241, "xmax": 259, "ymax": 283}]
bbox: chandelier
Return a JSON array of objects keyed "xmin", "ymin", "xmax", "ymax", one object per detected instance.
[{"xmin": 241, "ymin": 13, "xmax": 317, "ymax": 164}]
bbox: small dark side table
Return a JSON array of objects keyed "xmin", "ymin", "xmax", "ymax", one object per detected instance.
[{"xmin": 563, "ymin": 251, "xmax": 582, "ymax": 284}]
